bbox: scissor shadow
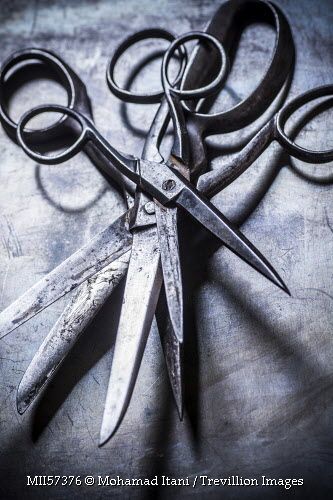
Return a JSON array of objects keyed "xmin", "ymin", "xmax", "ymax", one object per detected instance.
[
  {"xmin": 141, "ymin": 140, "xmax": 284, "ymax": 499},
  {"xmin": 181, "ymin": 97, "xmax": 333, "ymax": 436},
  {"xmin": 2, "ymin": 61, "xmax": 123, "ymax": 214},
  {"xmin": 142, "ymin": 97, "xmax": 333, "ymax": 494},
  {"xmin": 119, "ymin": 49, "xmax": 171, "ymax": 139}
]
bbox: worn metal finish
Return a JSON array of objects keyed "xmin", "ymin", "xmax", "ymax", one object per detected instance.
[
  {"xmin": 175, "ymin": 184, "xmax": 288, "ymax": 290},
  {"xmin": 102, "ymin": 39, "xmax": 185, "ymax": 439},
  {"xmin": 0, "ymin": 0, "xmax": 332, "ymax": 499},
  {"xmin": 17, "ymin": 251, "xmax": 130, "ymax": 414},
  {"xmin": 99, "ymin": 227, "xmax": 162, "ymax": 444},
  {"xmin": 155, "ymin": 205, "xmax": 183, "ymax": 342},
  {"xmin": 156, "ymin": 282, "xmax": 184, "ymax": 419},
  {"xmin": 0, "ymin": 210, "xmax": 132, "ymax": 338}
]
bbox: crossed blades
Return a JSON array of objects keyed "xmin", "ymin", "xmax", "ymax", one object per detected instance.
[{"xmin": 0, "ymin": 89, "xmax": 290, "ymax": 448}]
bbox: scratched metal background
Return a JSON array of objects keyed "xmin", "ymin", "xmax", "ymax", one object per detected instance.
[{"xmin": 0, "ymin": 0, "xmax": 332, "ymax": 498}]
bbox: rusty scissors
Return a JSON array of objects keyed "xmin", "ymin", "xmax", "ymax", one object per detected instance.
[{"xmin": 1, "ymin": 0, "xmax": 331, "ymax": 445}]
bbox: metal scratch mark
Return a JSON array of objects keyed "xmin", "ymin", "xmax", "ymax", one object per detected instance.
[
  {"xmin": 0, "ymin": 215, "xmax": 23, "ymax": 259},
  {"xmin": 30, "ymin": 0, "xmax": 39, "ymax": 35}
]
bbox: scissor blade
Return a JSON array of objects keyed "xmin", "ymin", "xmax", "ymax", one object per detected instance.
[
  {"xmin": 175, "ymin": 186, "xmax": 289, "ymax": 293},
  {"xmin": 16, "ymin": 251, "xmax": 130, "ymax": 414},
  {"xmin": 155, "ymin": 204, "xmax": 183, "ymax": 343},
  {"xmin": 0, "ymin": 211, "xmax": 132, "ymax": 339},
  {"xmin": 156, "ymin": 283, "xmax": 183, "ymax": 419},
  {"xmin": 99, "ymin": 226, "xmax": 162, "ymax": 445}
]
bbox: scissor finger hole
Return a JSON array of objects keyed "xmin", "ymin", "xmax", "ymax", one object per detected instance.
[
  {"xmin": 276, "ymin": 85, "xmax": 333, "ymax": 164},
  {"xmin": 0, "ymin": 49, "xmax": 75, "ymax": 140},
  {"xmin": 17, "ymin": 105, "xmax": 86, "ymax": 164},
  {"xmin": 162, "ymin": 31, "xmax": 228, "ymax": 101},
  {"xmin": 2, "ymin": 62, "xmax": 68, "ymax": 125},
  {"xmin": 107, "ymin": 29, "xmax": 187, "ymax": 104}
]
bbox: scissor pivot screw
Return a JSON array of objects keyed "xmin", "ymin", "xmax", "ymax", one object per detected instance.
[
  {"xmin": 162, "ymin": 179, "xmax": 176, "ymax": 191},
  {"xmin": 144, "ymin": 201, "xmax": 155, "ymax": 214}
]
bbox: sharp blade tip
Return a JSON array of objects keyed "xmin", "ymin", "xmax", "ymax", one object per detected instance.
[
  {"xmin": 99, "ymin": 411, "xmax": 122, "ymax": 446},
  {"xmin": 260, "ymin": 260, "xmax": 289, "ymax": 296},
  {"xmin": 171, "ymin": 385, "xmax": 183, "ymax": 421},
  {"xmin": 176, "ymin": 401, "xmax": 184, "ymax": 421},
  {"xmin": 99, "ymin": 426, "xmax": 115, "ymax": 447},
  {"xmin": 98, "ymin": 436, "xmax": 109, "ymax": 448},
  {"xmin": 272, "ymin": 273, "xmax": 290, "ymax": 296}
]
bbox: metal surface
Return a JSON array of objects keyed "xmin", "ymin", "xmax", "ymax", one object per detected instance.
[{"xmin": 0, "ymin": 0, "xmax": 332, "ymax": 498}]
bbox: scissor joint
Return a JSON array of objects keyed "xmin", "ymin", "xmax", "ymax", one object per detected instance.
[{"xmin": 139, "ymin": 159, "xmax": 184, "ymax": 205}]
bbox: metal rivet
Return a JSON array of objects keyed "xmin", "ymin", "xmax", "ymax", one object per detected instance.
[
  {"xmin": 144, "ymin": 201, "xmax": 155, "ymax": 215},
  {"xmin": 162, "ymin": 179, "xmax": 176, "ymax": 191}
]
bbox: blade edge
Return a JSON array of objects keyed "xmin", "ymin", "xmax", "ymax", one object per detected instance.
[{"xmin": 176, "ymin": 186, "xmax": 289, "ymax": 293}]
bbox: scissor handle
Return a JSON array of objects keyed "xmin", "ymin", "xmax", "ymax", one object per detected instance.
[
  {"xmin": 0, "ymin": 48, "xmax": 91, "ymax": 143},
  {"xmin": 275, "ymin": 85, "xmax": 333, "ymax": 163},
  {"xmin": 106, "ymin": 0, "xmax": 294, "ymax": 181},
  {"xmin": 107, "ymin": 28, "xmax": 187, "ymax": 104},
  {"xmin": 17, "ymin": 104, "xmax": 139, "ymax": 180},
  {"xmin": 0, "ymin": 47, "xmax": 137, "ymax": 196},
  {"xmin": 161, "ymin": 31, "xmax": 228, "ymax": 164},
  {"xmin": 184, "ymin": 0, "xmax": 295, "ymax": 133},
  {"xmin": 108, "ymin": 28, "xmax": 228, "ymax": 166},
  {"xmin": 180, "ymin": 0, "xmax": 295, "ymax": 176},
  {"xmin": 161, "ymin": 32, "xmax": 228, "ymax": 101},
  {"xmin": 17, "ymin": 104, "xmax": 89, "ymax": 164},
  {"xmin": 198, "ymin": 84, "xmax": 333, "ymax": 197}
]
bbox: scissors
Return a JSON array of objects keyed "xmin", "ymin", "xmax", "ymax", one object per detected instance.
[{"xmin": 0, "ymin": 0, "xmax": 299, "ymax": 444}]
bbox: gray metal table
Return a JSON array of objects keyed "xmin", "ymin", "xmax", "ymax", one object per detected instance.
[{"xmin": 0, "ymin": 0, "xmax": 332, "ymax": 498}]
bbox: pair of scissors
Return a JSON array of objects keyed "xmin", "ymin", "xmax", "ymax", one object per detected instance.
[{"xmin": 0, "ymin": 0, "xmax": 297, "ymax": 444}]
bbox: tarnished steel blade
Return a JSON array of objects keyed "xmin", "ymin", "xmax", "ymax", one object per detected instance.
[
  {"xmin": 155, "ymin": 204, "xmax": 183, "ymax": 343},
  {"xmin": 16, "ymin": 251, "xmax": 130, "ymax": 414},
  {"xmin": 161, "ymin": 325, "xmax": 183, "ymax": 419},
  {"xmin": 156, "ymin": 283, "xmax": 183, "ymax": 419},
  {"xmin": 99, "ymin": 227, "xmax": 162, "ymax": 445},
  {"xmin": 176, "ymin": 186, "xmax": 289, "ymax": 293},
  {"xmin": 0, "ymin": 210, "xmax": 133, "ymax": 339}
]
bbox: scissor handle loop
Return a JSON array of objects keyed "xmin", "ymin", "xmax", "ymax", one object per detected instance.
[
  {"xmin": 276, "ymin": 84, "xmax": 333, "ymax": 163},
  {"xmin": 17, "ymin": 104, "xmax": 90, "ymax": 164},
  {"xmin": 162, "ymin": 31, "xmax": 228, "ymax": 101},
  {"xmin": 107, "ymin": 28, "xmax": 187, "ymax": 104},
  {"xmin": 160, "ymin": 32, "xmax": 228, "ymax": 163},
  {"xmin": 0, "ymin": 48, "xmax": 87, "ymax": 142}
]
